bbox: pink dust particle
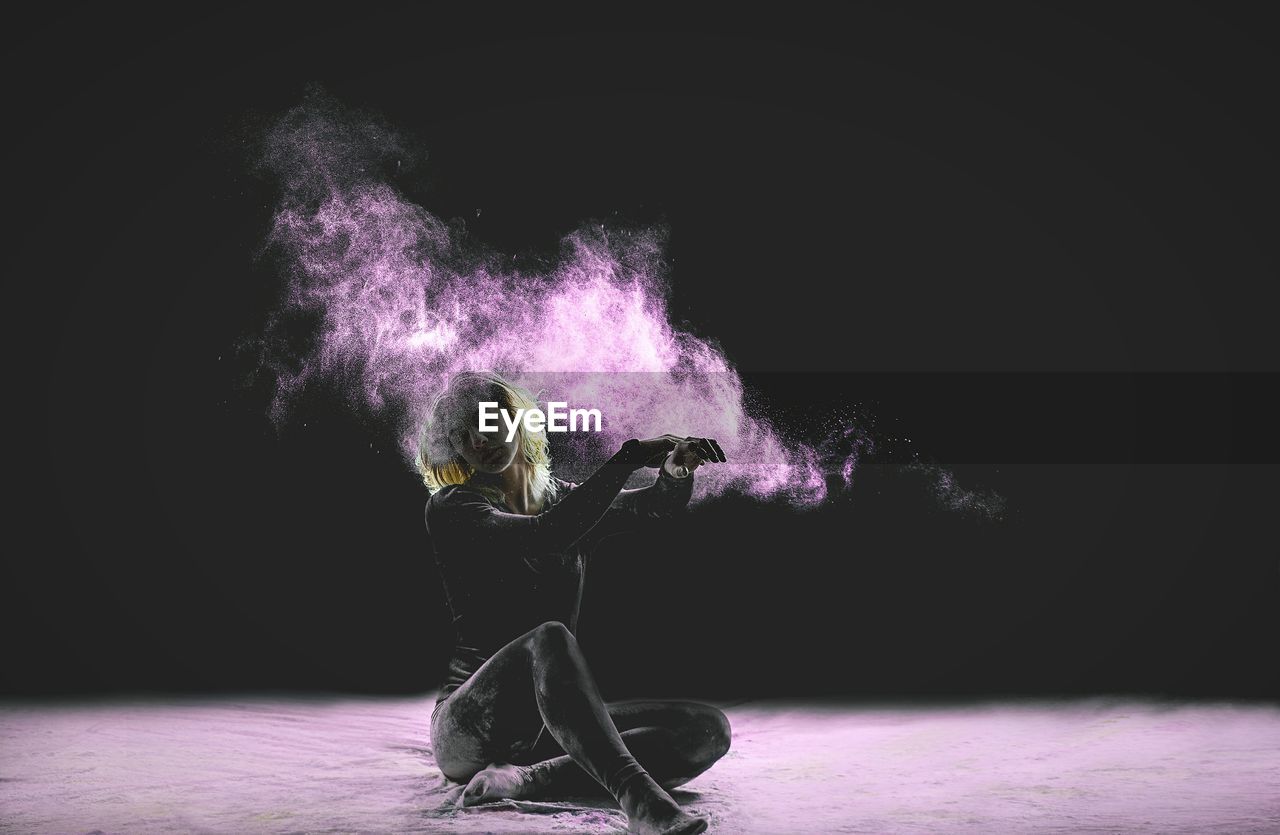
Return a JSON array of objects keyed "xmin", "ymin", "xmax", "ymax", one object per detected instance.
[{"xmin": 253, "ymin": 90, "xmax": 999, "ymax": 516}]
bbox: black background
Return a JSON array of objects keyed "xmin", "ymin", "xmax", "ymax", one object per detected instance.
[{"xmin": 7, "ymin": 4, "xmax": 1278, "ymax": 700}]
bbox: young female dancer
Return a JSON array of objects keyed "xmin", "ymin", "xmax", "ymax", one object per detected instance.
[{"xmin": 420, "ymin": 371, "xmax": 729, "ymax": 835}]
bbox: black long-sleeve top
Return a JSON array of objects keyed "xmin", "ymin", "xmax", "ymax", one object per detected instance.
[{"xmin": 425, "ymin": 440, "xmax": 694, "ymax": 703}]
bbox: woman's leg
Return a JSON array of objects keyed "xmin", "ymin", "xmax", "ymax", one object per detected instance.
[
  {"xmin": 431, "ymin": 621, "xmax": 708, "ymax": 835},
  {"xmin": 500, "ymin": 700, "xmax": 731, "ymax": 797}
]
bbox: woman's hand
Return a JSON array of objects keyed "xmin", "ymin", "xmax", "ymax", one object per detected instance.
[
  {"xmin": 628, "ymin": 435, "xmax": 726, "ymax": 471},
  {"xmin": 668, "ymin": 437, "xmax": 726, "ymax": 473},
  {"xmin": 626, "ymin": 435, "xmax": 681, "ymax": 468}
]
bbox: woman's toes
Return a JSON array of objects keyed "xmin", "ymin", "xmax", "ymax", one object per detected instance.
[
  {"xmin": 460, "ymin": 773, "xmax": 487, "ymax": 806},
  {"xmin": 460, "ymin": 762, "xmax": 529, "ymax": 806},
  {"xmin": 661, "ymin": 811, "xmax": 709, "ymax": 835}
]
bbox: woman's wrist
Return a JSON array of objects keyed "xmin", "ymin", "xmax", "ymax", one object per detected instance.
[{"xmin": 661, "ymin": 451, "xmax": 691, "ymax": 479}]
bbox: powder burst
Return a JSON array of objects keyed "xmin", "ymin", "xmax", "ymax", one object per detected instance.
[{"xmin": 250, "ymin": 88, "xmax": 999, "ymax": 516}]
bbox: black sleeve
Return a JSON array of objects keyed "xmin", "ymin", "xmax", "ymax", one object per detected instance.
[
  {"xmin": 577, "ymin": 467, "xmax": 694, "ymax": 553},
  {"xmin": 425, "ymin": 439, "xmax": 650, "ymax": 557}
]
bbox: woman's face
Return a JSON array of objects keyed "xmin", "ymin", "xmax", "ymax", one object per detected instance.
[{"xmin": 445, "ymin": 391, "xmax": 521, "ymax": 474}]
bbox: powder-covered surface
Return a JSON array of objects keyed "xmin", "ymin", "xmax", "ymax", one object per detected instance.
[{"xmin": 2, "ymin": 695, "xmax": 1277, "ymax": 833}]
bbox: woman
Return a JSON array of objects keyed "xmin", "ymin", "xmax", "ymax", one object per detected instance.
[{"xmin": 419, "ymin": 371, "xmax": 730, "ymax": 835}]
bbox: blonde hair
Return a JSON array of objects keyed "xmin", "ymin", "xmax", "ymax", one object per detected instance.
[{"xmin": 417, "ymin": 371, "xmax": 557, "ymax": 504}]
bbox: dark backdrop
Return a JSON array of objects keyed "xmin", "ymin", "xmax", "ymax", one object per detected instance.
[{"xmin": 7, "ymin": 4, "xmax": 1278, "ymax": 700}]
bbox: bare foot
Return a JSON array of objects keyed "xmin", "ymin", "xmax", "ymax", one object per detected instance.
[
  {"xmin": 459, "ymin": 762, "xmax": 533, "ymax": 806},
  {"xmin": 623, "ymin": 780, "xmax": 709, "ymax": 835}
]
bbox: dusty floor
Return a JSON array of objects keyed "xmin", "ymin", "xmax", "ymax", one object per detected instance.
[{"xmin": 1, "ymin": 694, "xmax": 1278, "ymax": 833}]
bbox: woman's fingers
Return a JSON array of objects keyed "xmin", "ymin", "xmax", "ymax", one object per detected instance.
[
  {"xmin": 636, "ymin": 435, "xmax": 681, "ymax": 467},
  {"xmin": 643, "ymin": 435, "xmax": 727, "ymax": 467},
  {"xmin": 699, "ymin": 437, "xmax": 725, "ymax": 463},
  {"xmin": 686, "ymin": 437, "xmax": 725, "ymax": 464}
]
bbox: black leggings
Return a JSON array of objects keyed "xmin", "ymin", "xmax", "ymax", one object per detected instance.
[{"xmin": 431, "ymin": 621, "xmax": 731, "ymax": 798}]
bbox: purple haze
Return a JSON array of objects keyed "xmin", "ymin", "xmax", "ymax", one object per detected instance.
[{"xmin": 253, "ymin": 90, "xmax": 1001, "ymax": 515}]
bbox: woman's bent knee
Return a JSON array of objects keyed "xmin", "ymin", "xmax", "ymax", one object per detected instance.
[
  {"xmin": 709, "ymin": 707, "xmax": 732, "ymax": 758},
  {"xmin": 527, "ymin": 620, "xmax": 574, "ymax": 652},
  {"xmin": 433, "ymin": 733, "xmax": 486, "ymax": 782},
  {"xmin": 436, "ymin": 756, "xmax": 481, "ymax": 784},
  {"xmin": 431, "ymin": 704, "xmax": 489, "ymax": 783},
  {"xmin": 690, "ymin": 704, "xmax": 732, "ymax": 761}
]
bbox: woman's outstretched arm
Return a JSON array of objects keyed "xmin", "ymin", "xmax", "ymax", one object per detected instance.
[
  {"xmin": 576, "ymin": 436, "xmax": 725, "ymax": 552},
  {"xmin": 426, "ymin": 438, "xmax": 659, "ymax": 557},
  {"xmin": 572, "ymin": 460, "xmax": 694, "ymax": 552}
]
